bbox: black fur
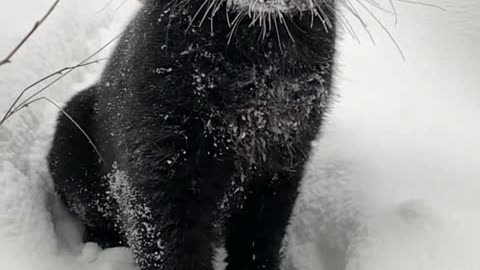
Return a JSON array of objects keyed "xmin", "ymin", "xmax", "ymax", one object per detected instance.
[{"xmin": 48, "ymin": 0, "xmax": 336, "ymax": 269}]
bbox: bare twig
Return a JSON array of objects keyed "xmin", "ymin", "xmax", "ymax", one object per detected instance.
[
  {"xmin": 0, "ymin": 58, "xmax": 107, "ymax": 125},
  {"xmin": 117, "ymin": 0, "xmax": 130, "ymax": 10},
  {"xmin": 0, "ymin": 32, "xmax": 122, "ymax": 126},
  {"xmin": 14, "ymin": 33, "xmax": 122, "ymax": 110},
  {"xmin": 0, "ymin": 0, "xmax": 61, "ymax": 67},
  {"xmin": 97, "ymin": 0, "xmax": 115, "ymax": 13},
  {"xmin": 14, "ymin": 96, "xmax": 105, "ymax": 162}
]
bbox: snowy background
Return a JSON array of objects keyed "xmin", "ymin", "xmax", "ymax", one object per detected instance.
[{"xmin": 0, "ymin": 0, "xmax": 479, "ymax": 269}]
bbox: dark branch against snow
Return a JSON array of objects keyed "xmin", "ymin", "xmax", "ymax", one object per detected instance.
[{"xmin": 0, "ymin": 0, "xmax": 61, "ymax": 67}]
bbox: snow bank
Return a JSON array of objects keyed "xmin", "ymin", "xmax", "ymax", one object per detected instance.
[
  {"xmin": 0, "ymin": 0, "xmax": 139, "ymax": 269},
  {"xmin": 1, "ymin": 0, "xmax": 480, "ymax": 270},
  {"xmin": 287, "ymin": 1, "xmax": 480, "ymax": 269}
]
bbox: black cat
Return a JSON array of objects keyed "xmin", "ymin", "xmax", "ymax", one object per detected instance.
[{"xmin": 48, "ymin": 0, "xmax": 336, "ymax": 269}]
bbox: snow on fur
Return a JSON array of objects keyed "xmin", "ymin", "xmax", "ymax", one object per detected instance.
[{"xmin": 1, "ymin": 0, "xmax": 480, "ymax": 270}]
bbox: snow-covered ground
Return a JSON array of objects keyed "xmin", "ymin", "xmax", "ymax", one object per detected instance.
[
  {"xmin": 1, "ymin": 0, "xmax": 479, "ymax": 269},
  {"xmin": 0, "ymin": 1, "xmax": 140, "ymax": 269}
]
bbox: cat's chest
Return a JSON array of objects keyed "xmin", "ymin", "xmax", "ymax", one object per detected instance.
[{"xmin": 202, "ymin": 74, "xmax": 329, "ymax": 167}]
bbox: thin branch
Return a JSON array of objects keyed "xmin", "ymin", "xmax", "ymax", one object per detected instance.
[
  {"xmin": 117, "ymin": 0, "xmax": 130, "ymax": 10},
  {"xmin": 0, "ymin": 32, "xmax": 122, "ymax": 126},
  {"xmin": 12, "ymin": 96, "xmax": 105, "ymax": 163},
  {"xmin": 15, "ymin": 33, "xmax": 122, "ymax": 110},
  {"xmin": 97, "ymin": 0, "xmax": 115, "ymax": 13},
  {"xmin": 0, "ymin": 58, "xmax": 107, "ymax": 125},
  {"xmin": 0, "ymin": 0, "xmax": 61, "ymax": 67}
]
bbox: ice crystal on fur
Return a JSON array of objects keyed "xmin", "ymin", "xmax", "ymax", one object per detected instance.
[{"xmin": 107, "ymin": 163, "xmax": 165, "ymax": 267}]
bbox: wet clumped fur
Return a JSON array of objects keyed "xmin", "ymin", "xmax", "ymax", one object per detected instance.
[{"xmin": 48, "ymin": 0, "xmax": 336, "ymax": 269}]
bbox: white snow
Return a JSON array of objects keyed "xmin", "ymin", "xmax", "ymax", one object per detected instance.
[
  {"xmin": 1, "ymin": 0, "xmax": 480, "ymax": 270},
  {"xmin": 0, "ymin": 0, "xmax": 139, "ymax": 269},
  {"xmin": 287, "ymin": 1, "xmax": 480, "ymax": 269}
]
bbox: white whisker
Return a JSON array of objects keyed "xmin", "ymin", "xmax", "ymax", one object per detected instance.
[{"xmin": 355, "ymin": 0, "xmax": 406, "ymax": 59}]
